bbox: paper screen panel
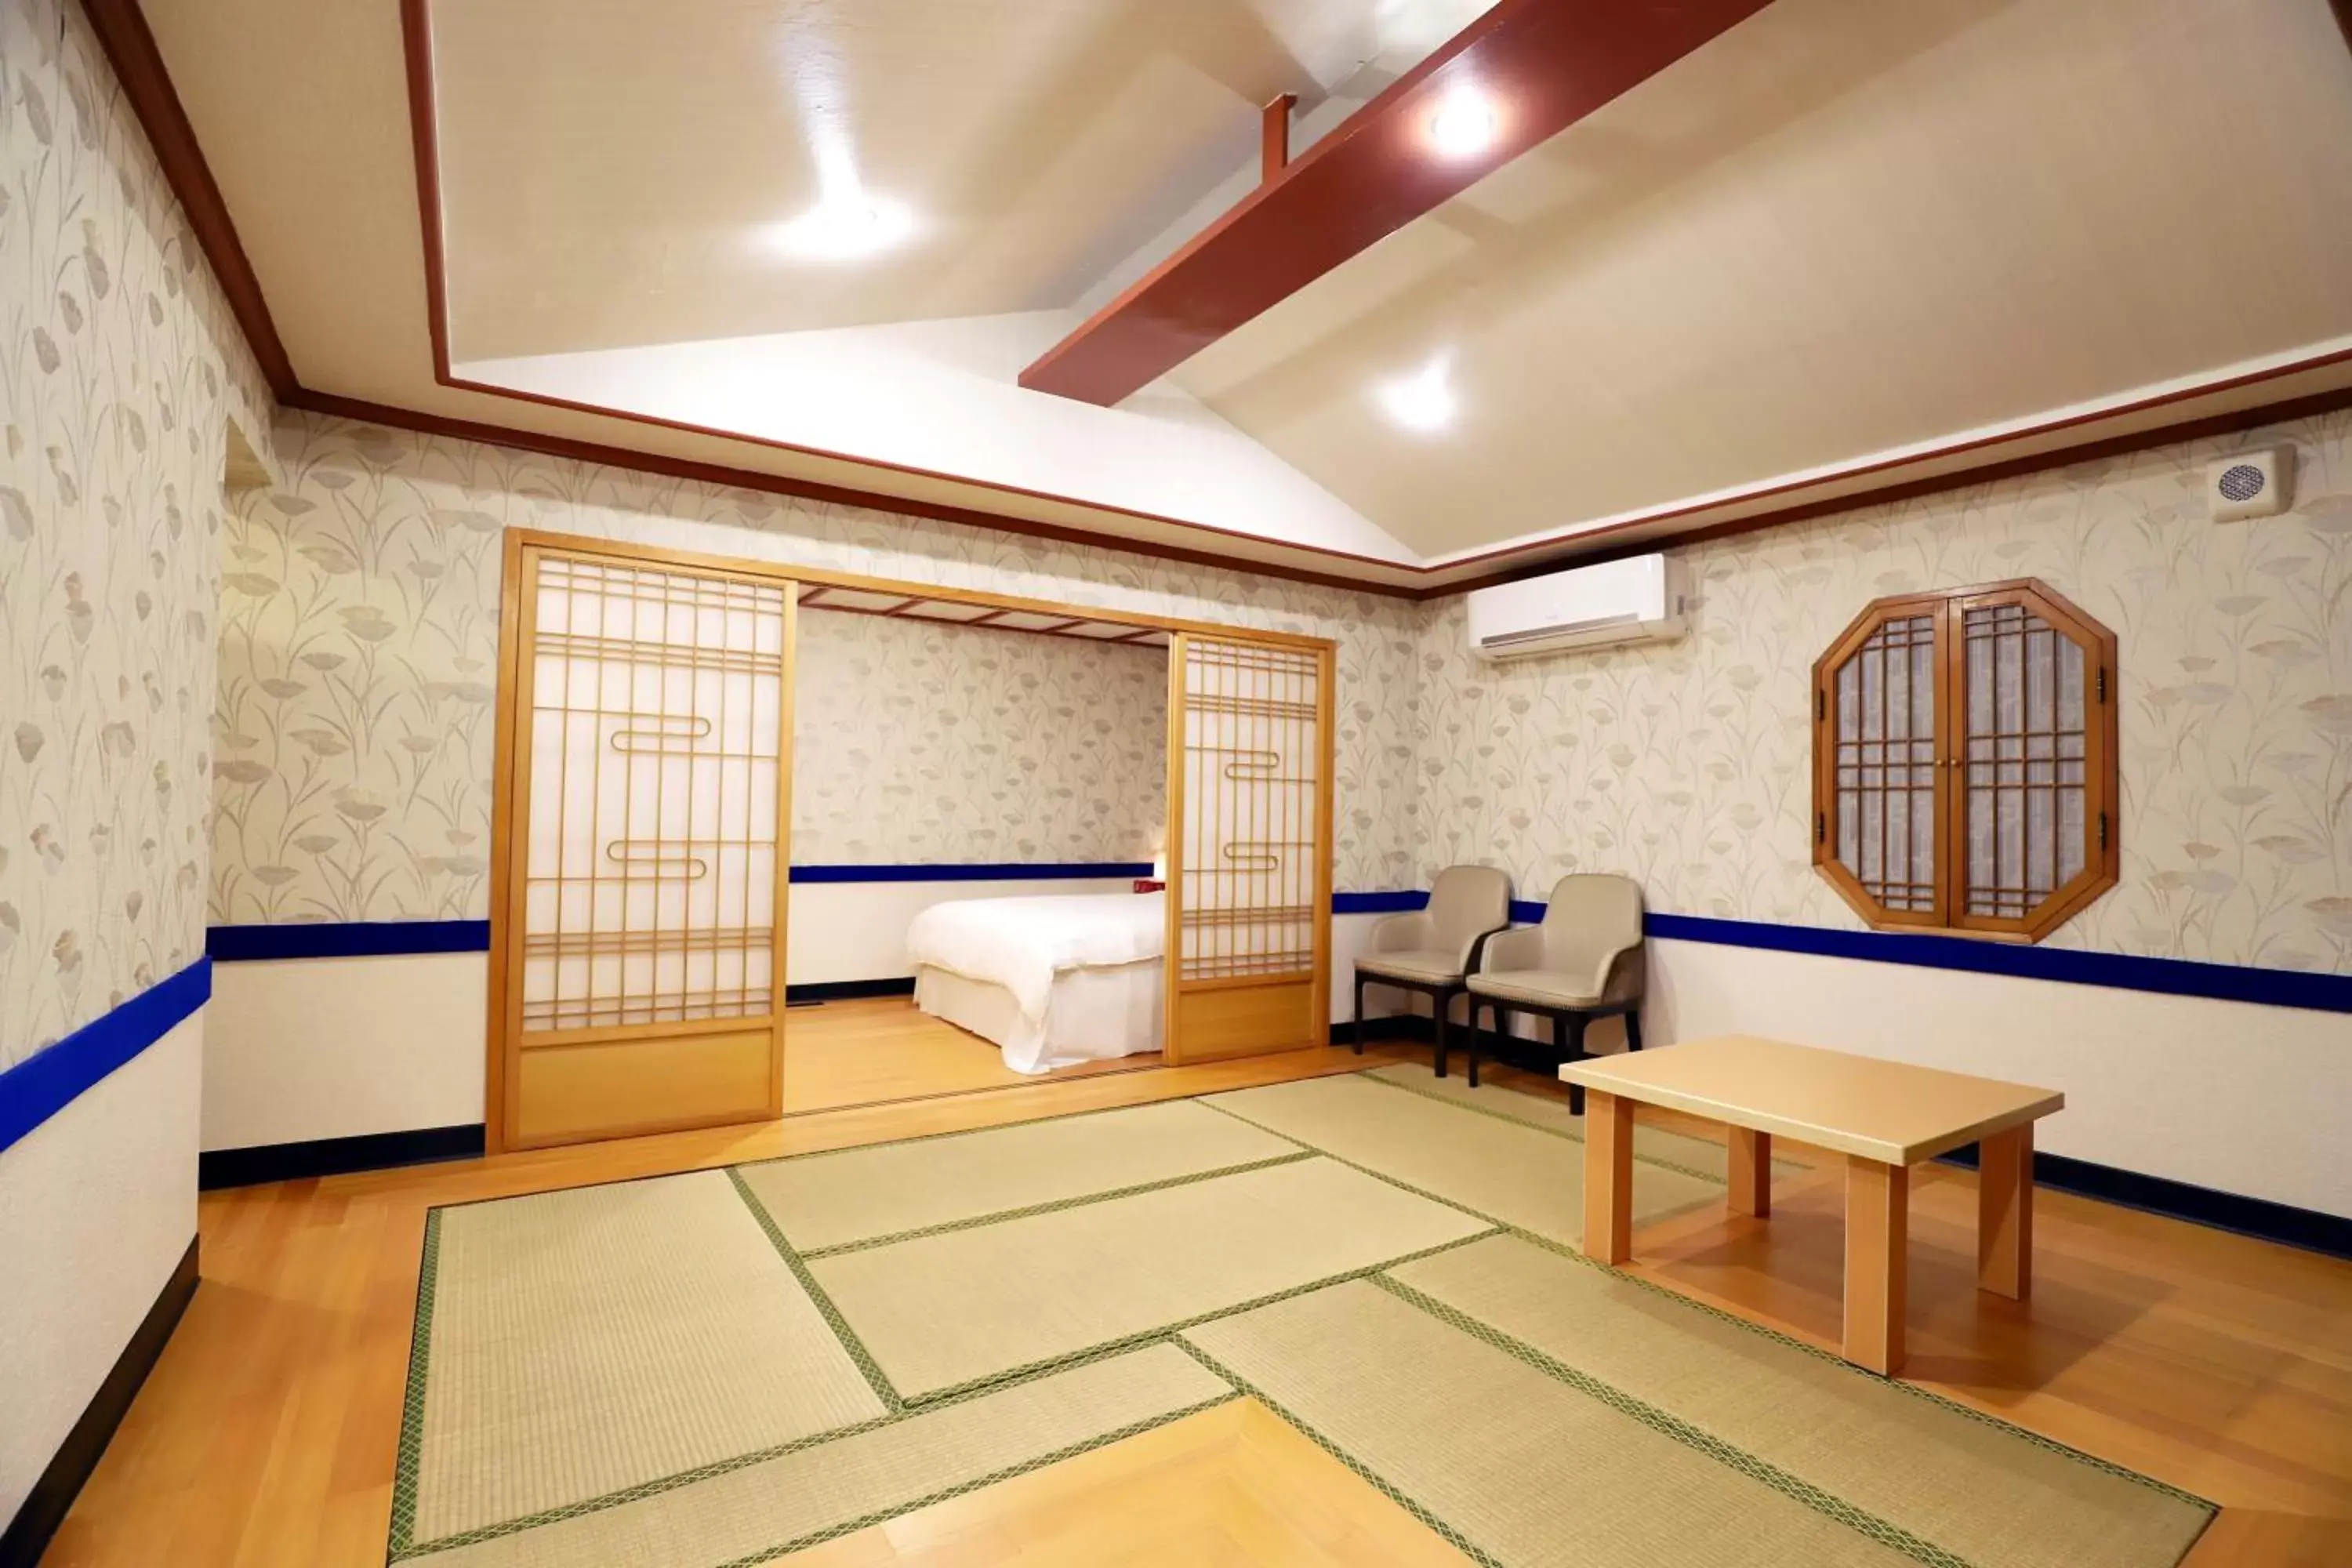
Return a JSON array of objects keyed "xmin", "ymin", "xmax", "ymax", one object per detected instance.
[
  {"xmin": 1962, "ymin": 601, "xmax": 2089, "ymax": 920},
  {"xmin": 1177, "ymin": 640, "xmax": 1320, "ymax": 982},
  {"xmin": 520, "ymin": 557, "xmax": 789, "ymax": 1032}
]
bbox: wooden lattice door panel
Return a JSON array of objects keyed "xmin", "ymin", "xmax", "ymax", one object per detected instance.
[
  {"xmin": 1812, "ymin": 579, "xmax": 2117, "ymax": 942},
  {"xmin": 1949, "ymin": 586, "xmax": 2116, "ymax": 937},
  {"xmin": 1165, "ymin": 635, "xmax": 1334, "ymax": 1063},
  {"xmin": 495, "ymin": 544, "xmax": 793, "ymax": 1149}
]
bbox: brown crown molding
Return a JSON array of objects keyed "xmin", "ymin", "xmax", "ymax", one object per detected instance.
[
  {"xmin": 81, "ymin": 0, "xmax": 296, "ymax": 397},
  {"xmin": 278, "ymin": 387, "xmax": 1402, "ymax": 597},
  {"xmin": 1436, "ymin": 372, "xmax": 2352, "ymax": 594},
  {"xmin": 85, "ymin": 0, "xmax": 2352, "ymax": 609}
]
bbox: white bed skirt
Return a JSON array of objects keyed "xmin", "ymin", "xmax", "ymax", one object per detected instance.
[{"xmin": 913, "ymin": 961, "xmax": 1163, "ymax": 1074}]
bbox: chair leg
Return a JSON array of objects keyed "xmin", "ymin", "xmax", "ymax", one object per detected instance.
[
  {"xmin": 1433, "ymin": 989, "xmax": 1450, "ymax": 1079},
  {"xmin": 1352, "ymin": 975, "xmax": 1366, "ymax": 1054},
  {"xmin": 1564, "ymin": 1013, "xmax": 1589, "ymax": 1117},
  {"xmin": 1470, "ymin": 1006, "xmax": 1491, "ymax": 1088},
  {"xmin": 1625, "ymin": 1007, "xmax": 1644, "ymax": 1052}
]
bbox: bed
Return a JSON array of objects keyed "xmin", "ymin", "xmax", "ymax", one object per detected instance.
[{"xmin": 904, "ymin": 892, "xmax": 1164, "ymax": 1073}]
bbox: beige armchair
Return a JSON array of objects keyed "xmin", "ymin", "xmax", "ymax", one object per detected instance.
[
  {"xmin": 1464, "ymin": 873, "xmax": 1646, "ymax": 1103},
  {"xmin": 1352, "ymin": 866, "xmax": 1512, "ymax": 1078}
]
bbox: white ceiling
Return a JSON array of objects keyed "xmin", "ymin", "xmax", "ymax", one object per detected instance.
[
  {"xmin": 433, "ymin": 0, "xmax": 1486, "ymax": 361},
  {"xmin": 140, "ymin": 0, "xmax": 2352, "ymax": 587},
  {"xmin": 1174, "ymin": 0, "xmax": 2352, "ymax": 558}
]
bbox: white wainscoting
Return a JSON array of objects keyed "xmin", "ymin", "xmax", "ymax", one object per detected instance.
[
  {"xmin": 1645, "ymin": 938, "xmax": 2348, "ymax": 1218},
  {"xmin": 204, "ymin": 953, "xmax": 489, "ymax": 1154},
  {"xmin": 0, "ymin": 1013, "xmax": 201, "ymax": 1526}
]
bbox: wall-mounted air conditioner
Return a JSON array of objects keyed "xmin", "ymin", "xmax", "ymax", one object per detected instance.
[{"xmin": 1465, "ymin": 554, "xmax": 1688, "ymax": 661}]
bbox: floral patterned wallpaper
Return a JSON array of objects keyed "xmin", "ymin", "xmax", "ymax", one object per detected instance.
[
  {"xmin": 211, "ymin": 409, "xmax": 1425, "ymax": 924},
  {"xmin": 1411, "ymin": 408, "xmax": 2352, "ymax": 974},
  {"xmin": 0, "ymin": 0, "xmax": 270, "ymax": 1063},
  {"xmin": 793, "ymin": 610, "xmax": 1165, "ymax": 865}
]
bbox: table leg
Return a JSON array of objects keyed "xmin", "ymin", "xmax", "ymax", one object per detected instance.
[
  {"xmin": 1582, "ymin": 1090, "xmax": 1635, "ymax": 1265},
  {"xmin": 1977, "ymin": 1123, "xmax": 2034, "ymax": 1300},
  {"xmin": 1843, "ymin": 1156, "xmax": 1908, "ymax": 1376},
  {"xmin": 1729, "ymin": 1127, "xmax": 1771, "ymax": 1218}
]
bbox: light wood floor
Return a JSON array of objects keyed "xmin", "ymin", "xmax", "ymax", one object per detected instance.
[
  {"xmin": 43, "ymin": 1013, "xmax": 2352, "ymax": 1566},
  {"xmin": 780, "ymin": 994, "xmax": 1162, "ymax": 1115}
]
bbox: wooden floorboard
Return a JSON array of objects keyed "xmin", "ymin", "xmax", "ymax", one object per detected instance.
[
  {"xmin": 39, "ymin": 1014, "xmax": 2352, "ymax": 1566},
  {"xmin": 780, "ymin": 996, "xmax": 1162, "ymax": 1116}
]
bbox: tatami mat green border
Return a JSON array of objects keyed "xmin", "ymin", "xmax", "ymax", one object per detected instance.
[
  {"xmin": 396, "ymin": 1338, "xmax": 1240, "ymax": 1561},
  {"xmin": 883, "ymin": 1230, "xmax": 1504, "ymax": 1409},
  {"xmin": 385, "ymin": 1069, "xmax": 2214, "ymax": 1566},
  {"xmin": 387, "ymin": 1207, "xmax": 441, "ymax": 1558},
  {"xmin": 1207, "ymin": 1086, "xmax": 2213, "ymax": 1515},
  {"xmin": 1362, "ymin": 1065, "xmax": 1806, "ymax": 1186},
  {"xmin": 1367, "ymin": 1275, "xmax": 1973, "ymax": 1568},
  {"xmin": 796, "ymin": 1149, "xmax": 1318, "ymax": 1260},
  {"xmin": 724, "ymin": 1167, "xmax": 906, "ymax": 1413},
  {"xmin": 694, "ymin": 1387, "xmax": 1242, "ymax": 1568}
]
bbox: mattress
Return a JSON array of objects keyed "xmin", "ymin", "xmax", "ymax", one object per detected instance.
[
  {"xmin": 914, "ymin": 962, "xmax": 1163, "ymax": 1074},
  {"xmin": 905, "ymin": 892, "xmax": 1167, "ymax": 1073},
  {"xmin": 904, "ymin": 892, "xmax": 1163, "ymax": 1021}
]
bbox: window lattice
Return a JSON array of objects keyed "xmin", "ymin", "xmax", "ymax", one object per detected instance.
[
  {"xmin": 1813, "ymin": 580, "xmax": 2115, "ymax": 942},
  {"xmin": 1833, "ymin": 614, "xmax": 1938, "ymax": 914},
  {"xmin": 1962, "ymin": 602, "xmax": 2088, "ymax": 919}
]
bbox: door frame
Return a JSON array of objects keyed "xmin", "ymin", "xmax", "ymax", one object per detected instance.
[{"xmin": 486, "ymin": 527, "xmax": 1338, "ymax": 1152}]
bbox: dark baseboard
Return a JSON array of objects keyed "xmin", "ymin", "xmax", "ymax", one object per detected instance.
[
  {"xmin": 786, "ymin": 977, "xmax": 919, "ymax": 1006},
  {"xmin": 198, "ymin": 1123, "xmax": 486, "ymax": 1190},
  {"xmin": 0, "ymin": 1236, "xmax": 199, "ymax": 1568},
  {"xmin": 1348, "ymin": 1018, "xmax": 2350, "ymax": 1260},
  {"xmin": 1938, "ymin": 1143, "xmax": 2351, "ymax": 1261}
]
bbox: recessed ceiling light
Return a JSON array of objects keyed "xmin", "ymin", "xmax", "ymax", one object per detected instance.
[
  {"xmin": 766, "ymin": 194, "xmax": 916, "ymax": 263},
  {"xmin": 1427, "ymin": 86, "xmax": 1497, "ymax": 158},
  {"xmin": 1376, "ymin": 356, "xmax": 1456, "ymax": 433}
]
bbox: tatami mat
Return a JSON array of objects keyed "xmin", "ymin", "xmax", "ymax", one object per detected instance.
[
  {"xmin": 394, "ymin": 1071, "xmax": 2210, "ymax": 1567},
  {"xmin": 1207, "ymin": 1071, "xmax": 1725, "ymax": 1243},
  {"xmin": 1185, "ymin": 1279, "xmax": 1915, "ymax": 1567},
  {"xmin": 419, "ymin": 1345, "xmax": 1231, "ymax": 1568},
  {"xmin": 1391, "ymin": 1234, "xmax": 2212, "ymax": 1568},
  {"xmin": 807, "ymin": 1155, "xmax": 1491, "ymax": 1399},
  {"xmin": 407, "ymin": 1170, "xmax": 889, "ymax": 1545},
  {"xmin": 735, "ymin": 1098, "xmax": 1300, "ymax": 1253},
  {"xmin": 1364, "ymin": 1060, "xmax": 1809, "ymax": 1178}
]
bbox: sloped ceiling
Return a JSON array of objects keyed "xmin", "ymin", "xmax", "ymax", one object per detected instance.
[{"xmin": 135, "ymin": 0, "xmax": 2352, "ymax": 589}]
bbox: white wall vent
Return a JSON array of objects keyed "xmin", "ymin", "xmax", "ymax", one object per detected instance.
[
  {"xmin": 1465, "ymin": 554, "xmax": 1688, "ymax": 661},
  {"xmin": 2205, "ymin": 446, "xmax": 2292, "ymax": 523}
]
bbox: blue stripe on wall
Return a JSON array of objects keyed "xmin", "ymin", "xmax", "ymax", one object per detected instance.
[
  {"xmin": 1332, "ymin": 891, "xmax": 1428, "ymax": 915},
  {"xmin": 789, "ymin": 862, "xmax": 1154, "ymax": 884},
  {"xmin": 209, "ymin": 920, "xmax": 492, "ymax": 961},
  {"xmin": 0, "ymin": 958, "xmax": 211, "ymax": 1156},
  {"xmin": 199, "ymin": 883, "xmax": 2343, "ymax": 1015},
  {"xmin": 1642, "ymin": 911, "xmax": 2352, "ymax": 1014}
]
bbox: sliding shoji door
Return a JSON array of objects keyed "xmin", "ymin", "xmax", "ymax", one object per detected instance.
[
  {"xmin": 1164, "ymin": 634, "xmax": 1334, "ymax": 1063},
  {"xmin": 491, "ymin": 541, "xmax": 794, "ymax": 1149}
]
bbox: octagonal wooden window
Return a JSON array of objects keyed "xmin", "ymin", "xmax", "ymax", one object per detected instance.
[{"xmin": 1812, "ymin": 579, "xmax": 2118, "ymax": 942}]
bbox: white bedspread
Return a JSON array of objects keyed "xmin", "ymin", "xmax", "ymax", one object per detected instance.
[{"xmin": 904, "ymin": 893, "xmax": 1163, "ymax": 1021}]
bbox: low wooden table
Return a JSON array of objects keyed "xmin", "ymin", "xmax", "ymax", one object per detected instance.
[{"xmin": 1561, "ymin": 1035, "xmax": 2063, "ymax": 1376}]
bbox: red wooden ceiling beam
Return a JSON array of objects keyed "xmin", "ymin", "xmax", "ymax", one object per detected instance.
[{"xmin": 1019, "ymin": 0, "xmax": 1774, "ymax": 406}]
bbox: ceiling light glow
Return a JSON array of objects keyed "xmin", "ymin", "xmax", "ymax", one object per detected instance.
[
  {"xmin": 1376, "ymin": 356, "xmax": 1456, "ymax": 433},
  {"xmin": 1427, "ymin": 86, "xmax": 1497, "ymax": 158},
  {"xmin": 766, "ymin": 194, "xmax": 917, "ymax": 263}
]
